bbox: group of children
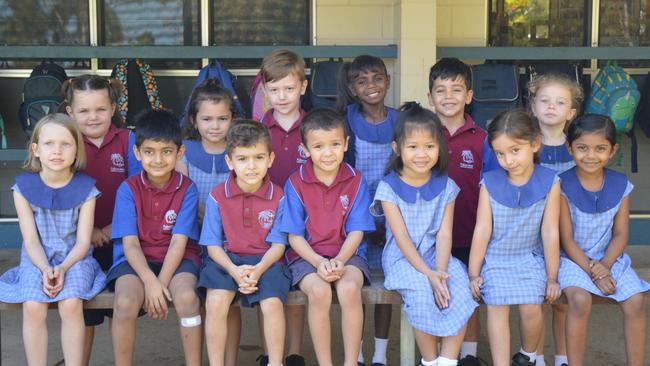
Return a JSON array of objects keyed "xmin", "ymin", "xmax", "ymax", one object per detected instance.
[{"xmin": 0, "ymin": 50, "xmax": 647, "ymax": 366}]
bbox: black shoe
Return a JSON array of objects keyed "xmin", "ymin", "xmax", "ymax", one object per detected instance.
[
  {"xmin": 256, "ymin": 354, "xmax": 269, "ymax": 366},
  {"xmin": 358, "ymin": 363, "xmax": 366, "ymax": 366},
  {"xmin": 285, "ymin": 354, "xmax": 306, "ymax": 366},
  {"xmin": 561, "ymin": 364, "xmax": 568, "ymax": 366},
  {"xmin": 511, "ymin": 352, "xmax": 535, "ymax": 366},
  {"xmin": 459, "ymin": 355, "xmax": 488, "ymax": 366},
  {"xmin": 369, "ymin": 363, "xmax": 386, "ymax": 366}
]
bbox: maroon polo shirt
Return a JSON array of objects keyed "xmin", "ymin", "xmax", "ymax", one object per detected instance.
[
  {"xmin": 262, "ymin": 109, "xmax": 307, "ymax": 186},
  {"xmin": 211, "ymin": 172, "xmax": 284, "ymax": 256},
  {"xmin": 82, "ymin": 124, "xmax": 130, "ymax": 229},
  {"xmin": 443, "ymin": 114, "xmax": 486, "ymax": 248}
]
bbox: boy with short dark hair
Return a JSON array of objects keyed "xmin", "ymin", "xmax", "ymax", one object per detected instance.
[
  {"xmin": 427, "ymin": 57, "xmax": 496, "ymax": 366},
  {"xmin": 198, "ymin": 120, "xmax": 290, "ymax": 366},
  {"xmin": 108, "ymin": 109, "xmax": 202, "ymax": 366},
  {"xmin": 281, "ymin": 108, "xmax": 375, "ymax": 366}
]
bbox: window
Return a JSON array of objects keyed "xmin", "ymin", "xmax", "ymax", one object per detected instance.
[{"xmin": 599, "ymin": 0, "xmax": 650, "ymax": 67}]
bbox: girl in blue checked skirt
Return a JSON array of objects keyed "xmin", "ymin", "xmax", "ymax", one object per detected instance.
[
  {"xmin": 372, "ymin": 102, "xmax": 477, "ymax": 366},
  {"xmin": 0, "ymin": 114, "xmax": 105, "ymax": 366},
  {"xmin": 558, "ymin": 114, "xmax": 648, "ymax": 366},
  {"xmin": 468, "ymin": 109, "xmax": 562, "ymax": 366},
  {"xmin": 336, "ymin": 54, "xmax": 398, "ymax": 366}
]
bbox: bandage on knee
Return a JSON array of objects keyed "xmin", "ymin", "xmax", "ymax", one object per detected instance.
[{"xmin": 180, "ymin": 315, "xmax": 201, "ymax": 327}]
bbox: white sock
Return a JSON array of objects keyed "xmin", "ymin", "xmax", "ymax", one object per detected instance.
[
  {"xmin": 358, "ymin": 340, "xmax": 365, "ymax": 363},
  {"xmin": 460, "ymin": 341, "xmax": 478, "ymax": 358},
  {"xmin": 554, "ymin": 355, "xmax": 568, "ymax": 366},
  {"xmin": 437, "ymin": 356, "xmax": 458, "ymax": 366},
  {"xmin": 372, "ymin": 337, "xmax": 388, "ymax": 364},
  {"xmin": 421, "ymin": 357, "xmax": 438, "ymax": 366},
  {"xmin": 519, "ymin": 348, "xmax": 536, "ymax": 361},
  {"xmin": 536, "ymin": 354, "xmax": 546, "ymax": 366}
]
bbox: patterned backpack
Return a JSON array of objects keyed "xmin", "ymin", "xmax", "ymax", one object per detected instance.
[
  {"xmin": 250, "ymin": 71, "xmax": 271, "ymax": 121},
  {"xmin": 111, "ymin": 59, "xmax": 164, "ymax": 128}
]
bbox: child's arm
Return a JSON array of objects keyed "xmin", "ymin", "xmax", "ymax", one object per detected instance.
[
  {"xmin": 243, "ymin": 244, "xmax": 285, "ymax": 293},
  {"xmin": 559, "ymin": 196, "xmax": 591, "ymax": 273},
  {"xmin": 14, "ymin": 190, "xmax": 56, "ymax": 297},
  {"xmin": 206, "ymin": 245, "xmax": 256, "ymax": 293},
  {"xmin": 157, "ymin": 233, "xmax": 189, "ymax": 287},
  {"xmin": 468, "ymin": 185, "xmax": 492, "ymax": 300},
  {"xmin": 598, "ymin": 196, "xmax": 629, "ymax": 273},
  {"xmin": 288, "ymin": 234, "xmax": 339, "ymax": 282},
  {"xmin": 175, "ymin": 159, "xmax": 189, "ymax": 176},
  {"xmin": 433, "ymin": 200, "xmax": 455, "ymax": 308},
  {"xmin": 541, "ymin": 181, "xmax": 561, "ymax": 303}
]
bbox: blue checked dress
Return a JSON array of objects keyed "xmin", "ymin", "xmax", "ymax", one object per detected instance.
[
  {"xmin": 480, "ymin": 165, "xmax": 558, "ymax": 305},
  {"xmin": 183, "ymin": 140, "xmax": 230, "ymax": 205},
  {"xmin": 373, "ymin": 171, "xmax": 478, "ymax": 336},
  {"xmin": 0, "ymin": 173, "xmax": 106, "ymax": 303},
  {"xmin": 539, "ymin": 143, "xmax": 575, "ymax": 173},
  {"xmin": 558, "ymin": 168, "xmax": 650, "ymax": 301},
  {"xmin": 347, "ymin": 103, "xmax": 397, "ymax": 269}
]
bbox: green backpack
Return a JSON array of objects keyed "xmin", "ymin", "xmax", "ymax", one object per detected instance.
[{"xmin": 0, "ymin": 113, "xmax": 7, "ymax": 149}]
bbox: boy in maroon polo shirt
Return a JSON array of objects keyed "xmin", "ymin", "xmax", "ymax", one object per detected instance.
[
  {"xmin": 281, "ymin": 108, "xmax": 375, "ymax": 366},
  {"xmin": 428, "ymin": 58, "xmax": 498, "ymax": 366},
  {"xmin": 108, "ymin": 110, "xmax": 202, "ymax": 366},
  {"xmin": 198, "ymin": 120, "xmax": 290, "ymax": 366}
]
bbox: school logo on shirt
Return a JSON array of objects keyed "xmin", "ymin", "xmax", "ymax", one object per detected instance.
[
  {"xmin": 163, "ymin": 210, "xmax": 177, "ymax": 231},
  {"xmin": 339, "ymin": 194, "xmax": 350, "ymax": 212},
  {"xmin": 296, "ymin": 145, "xmax": 308, "ymax": 164},
  {"xmin": 258, "ymin": 209, "xmax": 275, "ymax": 229},
  {"xmin": 110, "ymin": 153, "xmax": 126, "ymax": 173},
  {"xmin": 460, "ymin": 149, "xmax": 474, "ymax": 169}
]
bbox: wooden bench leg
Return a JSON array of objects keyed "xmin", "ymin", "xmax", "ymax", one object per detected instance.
[{"xmin": 400, "ymin": 305, "xmax": 415, "ymax": 366}]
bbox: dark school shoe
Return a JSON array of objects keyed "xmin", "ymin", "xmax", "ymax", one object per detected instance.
[
  {"xmin": 511, "ymin": 352, "xmax": 536, "ymax": 366},
  {"xmin": 458, "ymin": 354, "xmax": 489, "ymax": 366},
  {"xmin": 370, "ymin": 363, "xmax": 386, "ymax": 366},
  {"xmin": 285, "ymin": 354, "xmax": 306, "ymax": 366},
  {"xmin": 256, "ymin": 354, "xmax": 269, "ymax": 366},
  {"xmin": 358, "ymin": 363, "xmax": 366, "ymax": 366}
]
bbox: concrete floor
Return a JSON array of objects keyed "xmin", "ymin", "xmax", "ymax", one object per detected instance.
[{"xmin": 0, "ymin": 248, "xmax": 648, "ymax": 365}]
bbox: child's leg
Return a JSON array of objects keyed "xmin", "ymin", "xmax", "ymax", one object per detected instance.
[
  {"xmin": 169, "ymin": 272, "xmax": 202, "ymax": 366},
  {"xmin": 620, "ymin": 293, "xmax": 646, "ymax": 366},
  {"xmin": 414, "ymin": 330, "xmax": 439, "ymax": 362},
  {"xmin": 564, "ymin": 287, "xmax": 591, "ymax": 366},
  {"xmin": 487, "ymin": 305, "xmax": 510, "ymax": 366},
  {"xmin": 299, "ymin": 273, "xmax": 333, "ymax": 366},
  {"xmin": 335, "ymin": 266, "xmax": 364, "ymax": 366},
  {"xmin": 551, "ymin": 304, "xmax": 568, "ymax": 360},
  {"xmin": 535, "ymin": 304, "xmax": 548, "ymax": 361},
  {"xmin": 518, "ymin": 304, "xmax": 544, "ymax": 353},
  {"xmin": 259, "ymin": 297, "xmax": 286, "ymax": 366},
  {"xmin": 112, "ymin": 275, "xmax": 145, "ymax": 366},
  {"xmin": 82, "ymin": 326, "xmax": 94, "ymax": 366},
  {"xmin": 23, "ymin": 301, "xmax": 49, "ymax": 366},
  {"xmin": 372, "ymin": 304, "xmax": 392, "ymax": 364},
  {"xmin": 461, "ymin": 308, "xmax": 480, "ymax": 357},
  {"xmin": 286, "ymin": 304, "xmax": 305, "ymax": 356},
  {"xmin": 58, "ymin": 298, "xmax": 84, "ymax": 366},
  {"xmin": 225, "ymin": 306, "xmax": 241, "ymax": 366},
  {"xmin": 205, "ymin": 289, "xmax": 236, "ymax": 366},
  {"xmin": 440, "ymin": 325, "xmax": 467, "ymax": 360}
]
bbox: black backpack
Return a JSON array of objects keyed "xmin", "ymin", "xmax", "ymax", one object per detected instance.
[
  {"xmin": 469, "ymin": 63, "xmax": 521, "ymax": 129},
  {"xmin": 309, "ymin": 59, "xmax": 344, "ymax": 109},
  {"xmin": 635, "ymin": 71, "xmax": 650, "ymax": 139},
  {"xmin": 18, "ymin": 61, "xmax": 68, "ymax": 135}
]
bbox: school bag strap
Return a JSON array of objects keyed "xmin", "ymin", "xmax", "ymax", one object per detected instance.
[{"xmin": 111, "ymin": 59, "xmax": 164, "ymax": 128}]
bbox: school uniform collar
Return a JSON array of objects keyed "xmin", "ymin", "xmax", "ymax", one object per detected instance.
[
  {"xmin": 346, "ymin": 103, "xmax": 396, "ymax": 143},
  {"xmin": 139, "ymin": 170, "xmax": 184, "ymax": 192},
  {"xmin": 262, "ymin": 109, "xmax": 306, "ymax": 133},
  {"xmin": 559, "ymin": 167, "xmax": 627, "ymax": 213},
  {"xmin": 224, "ymin": 171, "xmax": 275, "ymax": 200},
  {"xmin": 183, "ymin": 139, "xmax": 229, "ymax": 174},
  {"xmin": 484, "ymin": 164, "xmax": 556, "ymax": 208},
  {"xmin": 15, "ymin": 172, "xmax": 96, "ymax": 209},
  {"xmin": 83, "ymin": 124, "xmax": 119, "ymax": 150},
  {"xmin": 540, "ymin": 143, "xmax": 573, "ymax": 164},
  {"xmin": 382, "ymin": 170, "xmax": 447, "ymax": 203},
  {"xmin": 299, "ymin": 159, "xmax": 357, "ymax": 186},
  {"xmin": 443, "ymin": 113, "xmax": 480, "ymax": 138}
]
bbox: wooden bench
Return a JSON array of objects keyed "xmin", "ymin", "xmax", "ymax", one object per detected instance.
[{"xmin": 0, "ymin": 270, "xmax": 648, "ymax": 366}]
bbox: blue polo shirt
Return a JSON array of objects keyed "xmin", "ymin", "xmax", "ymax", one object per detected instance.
[
  {"xmin": 281, "ymin": 160, "xmax": 374, "ymax": 262},
  {"xmin": 200, "ymin": 172, "xmax": 287, "ymax": 256}
]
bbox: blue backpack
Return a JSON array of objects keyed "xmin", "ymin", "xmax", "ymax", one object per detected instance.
[
  {"xmin": 469, "ymin": 63, "xmax": 521, "ymax": 129},
  {"xmin": 180, "ymin": 59, "xmax": 245, "ymax": 126},
  {"xmin": 585, "ymin": 61, "xmax": 640, "ymax": 172}
]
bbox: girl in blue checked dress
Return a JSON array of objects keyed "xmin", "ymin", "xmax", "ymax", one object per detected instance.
[
  {"xmin": 372, "ymin": 103, "xmax": 477, "ymax": 366},
  {"xmin": 468, "ymin": 109, "xmax": 562, "ymax": 366},
  {"xmin": 558, "ymin": 115, "xmax": 648, "ymax": 366},
  {"xmin": 336, "ymin": 54, "xmax": 398, "ymax": 366},
  {"xmin": 527, "ymin": 72, "xmax": 584, "ymax": 366},
  {"xmin": 0, "ymin": 114, "xmax": 105, "ymax": 366}
]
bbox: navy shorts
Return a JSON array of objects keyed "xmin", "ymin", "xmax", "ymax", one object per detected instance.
[
  {"xmin": 451, "ymin": 247, "xmax": 471, "ymax": 266},
  {"xmin": 288, "ymin": 255, "xmax": 371, "ymax": 288},
  {"xmin": 105, "ymin": 259, "xmax": 199, "ymax": 291},
  {"xmin": 197, "ymin": 253, "xmax": 291, "ymax": 307}
]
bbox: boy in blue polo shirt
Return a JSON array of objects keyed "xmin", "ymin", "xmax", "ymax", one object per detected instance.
[
  {"xmin": 198, "ymin": 120, "xmax": 290, "ymax": 366},
  {"xmin": 108, "ymin": 109, "xmax": 202, "ymax": 366},
  {"xmin": 281, "ymin": 108, "xmax": 375, "ymax": 366}
]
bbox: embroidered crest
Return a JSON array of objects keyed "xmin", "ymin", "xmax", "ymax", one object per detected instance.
[
  {"xmin": 460, "ymin": 149, "xmax": 474, "ymax": 169},
  {"xmin": 297, "ymin": 144, "xmax": 308, "ymax": 164},
  {"xmin": 111, "ymin": 153, "xmax": 125, "ymax": 172},
  {"xmin": 339, "ymin": 194, "xmax": 350, "ymax": 210},
  {"xmin": 163, "ymin": 210, "xmax": 177, "ymax": 230},
  {"xmin": 258, "ymin": 209, "xmax": 276, "ymax": 229}
]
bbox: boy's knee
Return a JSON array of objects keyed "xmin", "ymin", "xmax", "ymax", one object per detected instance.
[
  {"xmin": 259, "ymin": 297, "xmax": 283, "ymax": 314},
  {"xmin": 173, "ymin": 288, "xmax": 199, "ymax": 314},
  {"xmin": 206, "ymin": 291, "xmax": 233, "ymax": 315},
  {"xmin": 113, "ymin": 292, "xmax": 143, "ymax": 317},
  {"xmin": 335, "ymin": 279, "xmax": 361, "ymax": 302},
  {"xmin": 306, "ymin": 283, "xmax": 332, "ymax": 304}
]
